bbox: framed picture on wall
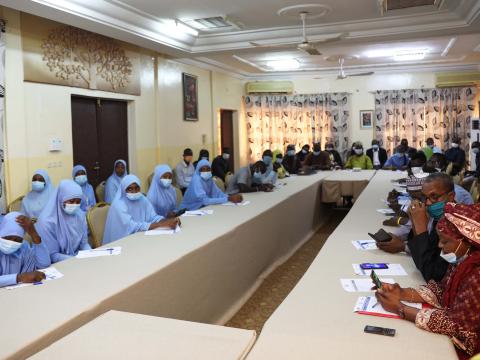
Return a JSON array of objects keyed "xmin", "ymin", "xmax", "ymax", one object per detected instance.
[
  {"xmin": 182, "ymin": 73, "xmax": 198, "ymax": 121},
  {"xmin": 360, "ymin": 110, "xmax": 373, "ymax": 128}
]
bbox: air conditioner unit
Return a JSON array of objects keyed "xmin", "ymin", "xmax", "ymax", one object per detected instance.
[
  {"xmin": 470, "ymin": 118, "xmax": 480, "ymax": 171},
  {"xmin": 245, "ymin": 81, "xmax": 294, "ymax": 94},
  {"xmin": 435, "ymin": 72, "xmax": 480, "ymax": 88}
]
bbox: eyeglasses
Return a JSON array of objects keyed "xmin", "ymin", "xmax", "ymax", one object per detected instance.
[{"xmin": 419, "ymin": 191, "xmax": 451, "ymax": 203}]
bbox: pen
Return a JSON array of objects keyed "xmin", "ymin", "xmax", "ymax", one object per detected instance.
[
  {"xmin": 33, "ymin": 282, "xmax": 43, "ymax": 285},
  {"xmin": 372, "ymin": 301, "xmax": 379, "ymax": 308}
]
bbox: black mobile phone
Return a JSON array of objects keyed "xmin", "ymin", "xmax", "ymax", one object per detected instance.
[
  {"xmin": 175, "ymin": 208, "xmax": 187, "ymax": 217},
  {"xmin": 364, "ymin": 325, "xmax": 396, "ymax": 337},
  {"xmin": 368, "ymin": 228, "xmax": 392, "ymax": 243},
  {"xmin": 370, "ymin": 270, "xmax": 382, "ymax": 289},
  {"xmin": 360, "ymin": 263, "xmax": 389, "ymax": 270}
]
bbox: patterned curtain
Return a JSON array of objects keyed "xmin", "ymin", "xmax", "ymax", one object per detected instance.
[
  {"xmin": 244, "ymin": 93, "xmax": 350, "ymax": 162},
  {"xmin": 375, "ymin": 87, "xmax": 477, "ymax": 162},
  {"xmin": 0, "ymin": 20, "xmax": 5, "ymax": 212}
]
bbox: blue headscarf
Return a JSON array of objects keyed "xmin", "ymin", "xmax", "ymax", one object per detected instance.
[
  {"xmin": 146, "ymin": 165, "xmax": 177, "ymax": 217},
  {"xmin": 36, "ymin": 180, "xmax": 89, "ymax": 262},
  {"xmin": 72, "ymin": 165, "xmax": 97, "ymax": 211},
  {"xmin": 103, "ymin": 174, "xmax": 163, "ymax": 244},
  {"xmin": 20, "ymin": 169, "xmax": 55, "ymax": 219},
  {"xmin": 105, "ymin": 160, "xmax": 128, "ymax": 203},
  {"xmin": 180, "ymin": 159, "xmax": 228, "ymax": 210}
]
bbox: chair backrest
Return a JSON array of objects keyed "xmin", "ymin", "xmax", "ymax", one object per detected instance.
[
  {"xmin": 7, "ymin": 195, "xmax": 24, "ymax": 213},
  {"xmin": 213, "ymin": 176, "xmax": 225, "ymax": 192},
  {"xmin": 95, "ymin": 181, "xmax": 106, "ymax": 203},
  {"xmin": 470, "ymin": 179, "xmax": 479, "ymax": 203},
  {"xmin": 171, "ymin": 168, "xmax": 178, "ymax": 187},
  {"xmin": 146, "ymin": 173, "xmax": 154, "ymax": 191},
  {"xmin": 174, "ymin": 186, "xmax": 183, "ymax": 208},
  {"xmin": 86, "ymin": 202, "xmax": 110, "ymax": 248},
  {"xmin": 224, "ymin": 173, "xmax": 234, "ymax": 188}
]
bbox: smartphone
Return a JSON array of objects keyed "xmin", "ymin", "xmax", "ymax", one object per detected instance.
[
  {"xmin": 360, "ymin": 263, "xmax": 389, "ymax": 270},
  {"xmin": 364, "ymin": 325, "xmax": 396, "ymax": 337},
  {"xmin": 175, "ymin": 208, "xmax": 187, "ymax": 217},
  {"xmin": 370, "ymin": 270, "xmax": 382, "ymax": 289},
  {"xmin": 368, "ymin": 228, "xmax": 392, "ymax": 243}
]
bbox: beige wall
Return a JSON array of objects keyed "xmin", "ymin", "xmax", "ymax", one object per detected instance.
[{"xmin": 2, "ymin": 7, "xmax": 246, "ymax": 203}]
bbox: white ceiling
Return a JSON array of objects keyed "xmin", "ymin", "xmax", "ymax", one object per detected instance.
[{"xmin": 1, "ymin": 0, "xmax": 479, "ymax": 79}]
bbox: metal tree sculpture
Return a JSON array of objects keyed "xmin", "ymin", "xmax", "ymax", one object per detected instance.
[{"xmin": 41, "ymin": 26, "xmax": 133, "ymax": 90}]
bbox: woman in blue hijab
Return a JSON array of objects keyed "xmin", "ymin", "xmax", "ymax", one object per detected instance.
[
  {"xmin": 105, "ymin": 159, "xmax": 128, "ymax": 203},
  {"xmin": 36, "ymin": 180, "xmax": 91, "ymax": 263},
  {"xmin": 103, "ymin": 174, "xmax": 179, "ymax": 244},
  {"xmin": 20, "ymin": 169, "xmax": 55, "ymax": 219},
  {"xmin": 147, "ymin": 165, "xmax": 177, "ymax": 218},
  {"xmin": 0, "ymin": 212, "xmax": 51, "ymax": 287},
  {"xmin": 72, "ymin": 165, "xmax": 96, "ymax": 211},
  {"xmin": 180, "ymin": 159, "xmax": 243, "ymax": 210}
]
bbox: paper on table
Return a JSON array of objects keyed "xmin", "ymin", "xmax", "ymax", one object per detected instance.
[
  {"xmin": 274, "ymin": 183, "xmax": 287, "ymax": 189},
  {"xmin": 352, "ymin": 240, "xmax": 378, "ymax": 250},
  {"xmin": 376, "ymin": 208, "xmax": 395, "ymax": 215},
  {"xmin": 181, "ymin": 209, "xmax": 213, "ymax": 217},
  {"xmin": 352, "ymin": 263, "xmax": 408, "ymax": 276},
  {"xmin": 145, "ymin": 225, "xmax": 181, "ymax": 236},
  {"xmin": 354, "ymin": 296, "xmax": 422, "ymax": 319},
  {"xmin": 340, "ymin": 278, "xmax": 395, "ymax": 292},
  {"xmin": 222, "ymin": 200, "xmax": 251, "ymax": 206},
  {"xmin": 76, "ymin": 247, "xmax": 122, "ymax": 258},
  {"xmin": 4, "ymin": 267, "xmax": 64, "ymax": 290}
]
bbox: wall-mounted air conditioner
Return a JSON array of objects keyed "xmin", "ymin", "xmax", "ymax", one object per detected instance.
[
  {"xmin": 245, "ymin": 81, "xmax": 294, "ymax": 94},
  {"xmin": 435, "ymin": 72, "xmax": 480, "ymax": 88}
]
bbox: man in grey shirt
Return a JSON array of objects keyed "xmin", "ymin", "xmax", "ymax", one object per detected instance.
[
  {"xmin": 175, "ymin": 148, "xmax": 195, "ymax": 194},
  {"xmin": 226, "ymin": 161, "xmax": 273, "ymax": 194}
]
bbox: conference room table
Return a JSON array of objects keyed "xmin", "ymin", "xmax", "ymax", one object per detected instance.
[
  {"xmin": 30, "ymin": 310, "xmax": 257, "ymax": 360},
  {"xmin": 321, "ymin": 169, "xmax": 376, "ymax": 203},
  {"xmin": 247, "ymin": 170, "xmax": 457, "ymax": 359},
  {"xmin": 1, "ymin": 171, "xmax": 335, "ymax": 359}
]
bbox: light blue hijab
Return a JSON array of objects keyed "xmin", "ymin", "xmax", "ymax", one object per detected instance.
[
  {"xmin": 72, "ymin": 165, "xmax": 97, "ymax": 211},
  {"xmin": 103, "ymin": 174, "xmax": 163, "ymax": 244},
  {"xmin": 146, "ymin": 165, "xmax": 177, "ymax": 217},
  {"xmin": 36, "ymin": 180, "xmax": 90, "ymax": 263},
  {"xmin": 21, "ymin": 169, "xmax": 55, "ymax": 219},
  {"xmin": 180, "ymin": 159, "xmax": 228, "ymax": 210},
  {"xmin": 105, "ymin": 160, "xmax": 128, "ymax": 203}
]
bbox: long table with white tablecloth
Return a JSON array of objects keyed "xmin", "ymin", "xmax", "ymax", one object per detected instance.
[
  {"xmin": 248, "ymin": 170, "xmax": 456, "ymax": 359},
  {"xmin": 321, "ymin": 169, "xmax": 376, "ymax": 203}
]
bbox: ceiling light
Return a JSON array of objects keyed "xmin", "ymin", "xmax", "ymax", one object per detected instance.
[
  {"xmin": 266, "ymin": 59, "xmax": 300, "ymax": 70},
  {"xmin": 393, "ymin": 49, "xmax": 428, "ymax": 61},
  {"xmin": 364, "ymin": 49, "xmax": 395, "ymax": 58}
]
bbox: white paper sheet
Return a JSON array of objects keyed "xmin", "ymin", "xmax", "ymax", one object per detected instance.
[
  {"xmin": 145, "ymin": 225, "xmax": 181, "ymax": 236},
  {"xmin": 181, "ymin": 209, "xmax": 214, "ymax": 217},
  {"xmin": 4, "ymin": 267, "xmax": 64, "ymax": 290},
  {"xmin": 340, "ymin": 278, "xmax": 395, "ymax": 292},
  {"xmin": 352, "ymin": 240, "xmax": 378, "ymax": 250},
  {"xmin": 376, "ymin": 208, "xmax": 395, "ymax": 215},
  {"xmin": 354, "ymin": 296, "xmax": 421, "ymax": 317},
  {"xmin": 76, "ymin": 247, "xmax": 122, "ymax": 258},
  {"xmin": 352, "ymin": 263, "xmax": 407, "ymax": 276},
  {"xmin": 222, "ymin": 200, "xmax": 251, "ymax": 206}
]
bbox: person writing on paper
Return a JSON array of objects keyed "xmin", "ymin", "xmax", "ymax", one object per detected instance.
[
  {"xmin": 20, "ymin": 169, "xmax": 55, "ymax": 219},
  {"xmin": 35, "ymin": 180, "xmax": 91, "ymax": 263},
  {"xmin": 375, "ymin": 203, "xmax": 480, "ymax": 359},
  {"xmin": 282, "ymin": 144, "xmax": 299, "ymax": 175},
  {"xmin": 272, "ymin": 150, "xmax": 288, "ymax": 178},
  {"xmin": 105, "ymin": 160, "xmax": 127, "ymax": 203},
  {"xmin": 345, "ymin": 142, "xmax": 373, "ymax": 169},
  {"xmin": 72, "ymin": 165, "xmax": 96, "ymax": 211},
  {"xmin": 103, "ymin": 175, "xmax": 179, "ymax": 244},
  {"xmin": 0, "ymin": 212, "xmax": 50, "ymax": 287},
  {"xmin": 181, "ymin": 160, "xmax": 243, "ymax": 210},
  {"xmin": 147, "ymin": 165, "xmax": 178, "ymax": 218},
  {"xmin": 226, "ymin": 161, "xmax": 273, "ymax": 194},
  {"xmin": 175, "ymin": 148, "xmax": 195, "ymax": 194}
]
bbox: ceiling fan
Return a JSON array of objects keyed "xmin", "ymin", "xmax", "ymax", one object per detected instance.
[
  {"xmin": 336, "ymin": 57, "xmax": 374, "ymax": 79},
  {"xmin": 250, "ymin": 12, "xmax": 346, "ymax": 55}
]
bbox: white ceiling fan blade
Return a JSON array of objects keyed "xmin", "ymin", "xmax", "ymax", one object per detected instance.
[
  {"xmin": 249, "ymin": 41, "xmax": 295, "ymax": 49},
  {"xmin": 298, "ymin": 43, "xmax": 322, "ymax": 55},
  {"xmin": 310, "ymin": 32, "xmax": 349, "ymax": 45},
  {"xmin": 346, "ymin": 72, "xmax": 375, "ymax": 77}
]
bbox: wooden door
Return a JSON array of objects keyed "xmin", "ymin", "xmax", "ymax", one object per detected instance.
[
  {"xmin": 220, "ymin": 110, "xmax": 235, "ymax": 170},
  {"xmin": 71, "ymin": 96, "xmax": 128, "ymax": 190}
]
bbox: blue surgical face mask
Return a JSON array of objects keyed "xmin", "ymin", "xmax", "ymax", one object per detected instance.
[
  {"xmin": 126, "ymin": 192, "xmax": 142, "ymax": 201},
  {"xmin": 222, "ymin": 153, "xmax": 230, "ymax": 160},
  {"xmin": 473, "ymin": 148, "xmax": 479, "ymax": 154},
  {"xmin": 354, "ymin": 148, "xmax": 363, "ymax": 155},
  {"xmin": 74, "ymin": 175, "xmax": 88, "ymax": 186},
  {"xmin": 63, "ymin": 203, "xmax": 81, "ymax": 215},
  {"xmin": 253, "ymin": 171, "xmax": 263, "ymax": 180},
  {"xmin": 313, "ymin": 151, "xmax": 321, "ymax": 156},
  {"xmin": 372, "ymin": 145, "xmax": 379, "ymax": 150},
  {"xmin": 287, "ymin": 150, "xmax": 295, "ymax": 156},
  {"xmin": 0, "ymin": 238, "xmax": 22, "ymax": 255},
  {"xmin": 427, "ymin": 201, "xmax": 446, "ymax": 220},
  {"xmin": 276, "ymin": 158, "xmax": 283, "ymax": 164},
  {"xmin": 160, "ymin": 179, "xmax": 172, "ymax": 188},
  {"xmin": 302, "ymin": 149, "xmax": 308, "ymax": 154},
  {"xmin": 200, "ymin": 171, "xmax": 212, "ymax": 181},
  {"xmin": 32, "ymin": 181, "xmax": 45, "ymax": 192},
  {"xmin": 263, "ymin": 156, "xmax": 272, "ymax": 165},
  {"xmin": 440, "ymin": 241, "xmax": 463, "ymax": 264}
]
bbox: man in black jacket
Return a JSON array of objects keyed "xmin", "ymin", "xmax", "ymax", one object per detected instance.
[
  {"xmin": 211, "ymin": 147, "xmax": 231, "ymax": 181},
  {"xmin": 366, "ymin": 140, "xmax": 388, "ymax": 169}
]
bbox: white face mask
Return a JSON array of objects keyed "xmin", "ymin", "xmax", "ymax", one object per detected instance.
[
  {"xmin": 411, "ymin": 167, "xmax": 423, "ymax": 175},
  {"xmin": 63, "ymin": 203, "xmax": 80, "ymax": 215},
  {"xmin": 200, "ymin": 171, "xmax": 212, "ymax": 181},
  {"xmin": 440, "ymin": 241, "xmax": 463, "ymax": 264},
  {"xmin": 32, "ymin": 181, "xmax": 45, "ymax": 192},
  {"xmin": 451, "ymin": 143, "xmax": 459, "ymax": 148},
  {"xmin": 372, "ymin": 145, "xmax": 379, "ymax": 150},
  {"xmin": 160, "ymin": 179, "xmax": 172, "ymax": 188},
  {"xmin": 222, "ymin": 153, "xmax": 230, "ymax": 160},
  {"xmin": 126, "ymin": 192, "xmax": 142, "ymax": 201},
  {"xmin": 0, "ymin": 238, "xmax": 22, "ymax": 255},
  {"xmin": 354, "ymin": 148, "xmax": 363, "ymax": 155},
  {"xmin": 74, "ymin": 175, "xmax": 88, "ymax": 186}
]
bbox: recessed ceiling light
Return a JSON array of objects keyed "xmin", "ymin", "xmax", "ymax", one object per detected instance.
[
  {"xmin": 393, "ymin": 49, "xmax": 428, "ymax": 61},
  {"xmin": 266, "ymin": 59, "xmax": 300, "ymax": 70}
]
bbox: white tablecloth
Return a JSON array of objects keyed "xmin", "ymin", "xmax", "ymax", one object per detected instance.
[
  {"xmin": 248, "ymin": 170, "xmax": 457, "ymax": 359},
  {"xmin": 0, "ymin": 172, "xmax": 331, "ymax": 359},
  {"xmin": 321, "ymin": 170, "xmax": 376, "ymax": 203},
  {"xmin": 29, "ymin": 311, "xmax": 257, "ymax": 360}
]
